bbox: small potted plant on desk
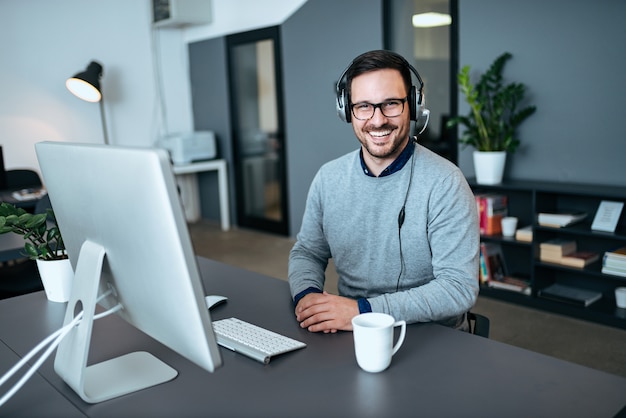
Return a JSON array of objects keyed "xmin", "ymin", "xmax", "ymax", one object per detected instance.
[
  {"xmin": 0, "ymin": 202, "xmax": 72, "ymax": 302},
  {"xmin": 447, "ymin": 52, "xmax": 537, "ymax": 184}
]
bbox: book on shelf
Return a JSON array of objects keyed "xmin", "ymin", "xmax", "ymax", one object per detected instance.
[
  {"xmin": 487, "ymin": 275, "xmax": 531, "ymax": 295},
  {"xmin": 539, "ymin": 239, "xmax": 577, "ymax": 263},
  {"xmin": 479, "ymin": 242, "xmax": 507, "ymax": 283},
  {"xmin": 478, "ymin": 244, "xmax": 489, "ymax": 285},
  {"xmin": 603, "ymin": 256, "xmax": 626, "ymax": 270},
  {"xmin": 537, "ymin": 211, "xmax": 587, "ymax": 228},
  {"xmin": 601, "ymin": 265, "xmax": 626, "ymax": 277},
  {"xmin": 514, "ymin": 225, "xmax": 533, "ymax": 242},
  {"xmin": 476, "ymin": 194, "xmax": 508, "ymax": 235},
  {"xmin": 602, "ymin": 247, "xmax": 626, "ymax": 273},
  {"xmin": 604, "ymin": 246, "xmax": 626, "ymax": 262},
  {"xmin": 538, "ymin": 283, "xmax": 602, "ymax": 307},
  {"xmin": 560, "ymin": 251, "xmax": 600, "ymax": 268}
]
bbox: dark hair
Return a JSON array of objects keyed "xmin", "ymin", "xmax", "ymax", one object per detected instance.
[{"xmin": 345, "ymin": 50, "xmax": 412, "ymax": 103}]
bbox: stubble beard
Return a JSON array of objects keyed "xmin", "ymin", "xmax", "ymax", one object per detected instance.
[{"xmin": 359, "ymin": 123, "xmax": 407, "ymax": 160}]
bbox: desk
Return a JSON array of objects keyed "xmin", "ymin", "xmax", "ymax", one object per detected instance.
[
  {"xmin": 171, "ymin": 160, "xmax": 230, "ymax": 230},
  {"xmin": 1, "ymin": 257, "xmax": 625, "ymax": 417},
  {"xmin": 0, "ymin": 189, "xmax": 41, "ymax": 210}
]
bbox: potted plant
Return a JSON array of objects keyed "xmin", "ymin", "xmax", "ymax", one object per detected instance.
[
  {"xmin": 447, "ymin": 52, "xmax": 537, "ymax": 184},
  {"xmin": 0, "ymin": 202, "xmax": 72, "ymax": 302}
]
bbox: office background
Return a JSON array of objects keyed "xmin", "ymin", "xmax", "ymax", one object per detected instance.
[{"xmin": 0, "ymin": 0, "xmax": 624, "ymax": 238}]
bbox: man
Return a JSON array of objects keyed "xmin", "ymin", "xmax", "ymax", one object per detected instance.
[{"xmin": 288, "ymin": 50, "xmax": 479, "ymax": 333}]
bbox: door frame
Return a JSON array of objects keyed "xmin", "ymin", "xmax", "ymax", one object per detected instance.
[{"xmin": 226, "ymin": 26, "xmax": 289, "ymax": 236}]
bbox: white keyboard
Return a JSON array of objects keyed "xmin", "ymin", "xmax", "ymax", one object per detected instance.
[{"xmin": 212, "ymin": 317, "xmax": 306, "ymax": 364}]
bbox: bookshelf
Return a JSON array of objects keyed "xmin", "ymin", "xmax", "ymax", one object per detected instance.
[{"xmin": 469, "ymin": 178, "xmax": 626, "ymax": 329}]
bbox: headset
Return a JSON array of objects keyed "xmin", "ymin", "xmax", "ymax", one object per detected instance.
[{"xmin": 335, "ymin": 52, "xmax": 430, "ymax": 133}]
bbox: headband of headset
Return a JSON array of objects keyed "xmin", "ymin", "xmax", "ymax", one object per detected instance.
[{"xmin": 335, "ymin": 51, "xmax": 428, "ymax": 129}]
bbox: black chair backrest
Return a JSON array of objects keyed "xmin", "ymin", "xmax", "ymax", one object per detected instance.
[
  {"xmin": 468, "ymin": 312, "xmax": 490, "ymax": 338},
  {"xmin": 4, "ymin": 169, "xmax": 42, "ymax": 190}
]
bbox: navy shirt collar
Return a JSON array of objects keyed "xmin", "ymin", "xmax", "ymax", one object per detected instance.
[{"xmin": 360, "ymin": 138, "xmax": 415, "ymax": 177}]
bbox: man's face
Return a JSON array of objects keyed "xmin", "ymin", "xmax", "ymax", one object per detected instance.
[{"xmin": 350, "ymin": 68, "xmax": 411, "ymax": 165}]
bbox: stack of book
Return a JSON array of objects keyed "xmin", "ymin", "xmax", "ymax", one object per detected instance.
[
  {"xmin": 539, "ymin": 239, "xmax": 577, "ymax": 263},
  {"xmin": 537, "ymin": 210, "xmax": 587, "ymax": 228},
  {"xmin": 476, "ymin": 194, "xmax": 508, "ymax": 235},
  {"xmin": 601, "ymin": 246, "xmax": 626, "ymax": 277},
  {"xmin": 539, "ymin": 238, "xmax": 600, "ymax": 268},
  {"xmin": 479, "ymin": 242, "xmax": 531, "ymax": 295}
]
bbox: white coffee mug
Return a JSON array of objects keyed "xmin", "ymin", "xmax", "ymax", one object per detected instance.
[
  {"xmin": 501, "ymin": 216, "xmax": 518, "ymax": 237},
  {"xmin": 352, "ymin": 313, "xmax": 406, "ymax": 373}
]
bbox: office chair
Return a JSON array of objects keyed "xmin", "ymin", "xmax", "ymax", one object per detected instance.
[
  {"xmin": 3, "ymin": 169, "xmax": 42, "ymax": 190},
  {"xmin": 0, "ymin": 259, "xmax": 42, "ymax": 300},
  {"xmin": 467, "ymin": 312, "xmax": 490, "ymax": 338},
  {"xmin": 0, "ymin": 188, "xmax": 49, "ymax": 299}
]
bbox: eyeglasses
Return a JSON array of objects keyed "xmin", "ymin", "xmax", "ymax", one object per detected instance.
[{"xmin": 350, "ymin": 97, "xmax": 408, "ymax": 120}]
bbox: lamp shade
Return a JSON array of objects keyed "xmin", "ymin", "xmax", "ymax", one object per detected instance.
[{"xmin": 66, "ymin": 61, "xmax": 103, "ymax": 102}]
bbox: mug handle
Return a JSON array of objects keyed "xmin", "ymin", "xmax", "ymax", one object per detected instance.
[{"xmin": 391, "ymin": 320, "xmax": 406, "ymax": 356}]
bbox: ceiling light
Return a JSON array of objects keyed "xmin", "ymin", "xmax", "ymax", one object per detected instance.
[{"xmin": 412, "ymin": 12, "xmax": 452, "ymax": 28}]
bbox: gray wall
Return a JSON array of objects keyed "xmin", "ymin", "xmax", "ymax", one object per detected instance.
[
  {"xmin": 282, "ymin": 0, "xmax": 384, "ymax": 236},
  {"xmin": 188, "ymin": 0, "xmax": 383, "ymax": 236},
  {"xmin": 457, "ymin": 0, "xmax": 626, "ymax": 186},
  {"xmin": 188, "ymin": 37, "xmax": 234, "ymax": 223},
  {"xmin": 190, "ymin": 0, "xmax": 626, "ymax": 238}
]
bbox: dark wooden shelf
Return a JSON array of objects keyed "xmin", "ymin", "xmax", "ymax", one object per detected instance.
[{"xmin": 471, "ymin": 178, "xmax": 626, "ymax": 329}]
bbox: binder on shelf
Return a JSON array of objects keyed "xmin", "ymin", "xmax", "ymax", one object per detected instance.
[{"xmin": 538, "ymin": 283, "xmax": 602, "ymax": 307}]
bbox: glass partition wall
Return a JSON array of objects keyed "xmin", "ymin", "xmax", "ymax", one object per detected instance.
[{"xmin": 384, "ymin": 0, "xmax": 458, "ymax": 163}]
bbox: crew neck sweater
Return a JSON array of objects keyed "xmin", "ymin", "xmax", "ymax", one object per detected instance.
[{"xmin": 288, "ymin": 143, "xmax": 479, "ymax": 328}]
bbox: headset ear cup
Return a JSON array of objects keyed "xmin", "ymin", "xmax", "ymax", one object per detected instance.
[
  {"xmin": 336, "ymin": 88, "xmax": 351, "ymax": 123},
  {"xmin": 409, "ymin": 85, "xmax": 418, "ymax": 121},
  {"xmin": 343, "ymin": 89, "xmax": 351, "ymax": 123}
]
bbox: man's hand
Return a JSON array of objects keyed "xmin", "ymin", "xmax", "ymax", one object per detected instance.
[{"xmin": 295, "ymin": 291, "xmax": 359, "ymax": 333}]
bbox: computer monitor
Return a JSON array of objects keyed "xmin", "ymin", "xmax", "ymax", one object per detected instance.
[{"xmin": 35, "ymin": 141, "xmax": 222, "ymax": 403}]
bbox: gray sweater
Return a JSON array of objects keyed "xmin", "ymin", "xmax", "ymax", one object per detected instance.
[{"xmin": 288, "ymin": 144, "xmax": 479, "ymax": 329}]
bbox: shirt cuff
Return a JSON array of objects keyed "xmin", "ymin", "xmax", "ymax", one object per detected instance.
[
  {"xmin": 293, "ymin": 287, "xmax": 323, "ymax": 306},
  {"xmin": 357, "ymin": 298, "xmax": 372, "ymax": 314}
]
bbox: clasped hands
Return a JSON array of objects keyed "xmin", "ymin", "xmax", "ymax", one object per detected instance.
[{"xmin": 295, "ymin": 291, "xmax": 359, "ymax": 333}]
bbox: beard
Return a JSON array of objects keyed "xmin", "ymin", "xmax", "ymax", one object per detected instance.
[{"xmin": 357, "ymin": 122, "xmax": 408, "ymax": 160}]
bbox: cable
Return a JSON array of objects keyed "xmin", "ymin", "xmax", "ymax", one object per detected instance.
[
  {"xmin": 0, "ymin": 293, "xmax": 122, "ymax": 408},
  {"xmin": 396, "ymin": 137, "xmax": 417, "ymax": 292}
]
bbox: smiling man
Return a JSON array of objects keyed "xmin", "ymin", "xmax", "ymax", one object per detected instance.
[{"xmin": 288, "ymin": 50, "xmax": 479, "ymax": 333}]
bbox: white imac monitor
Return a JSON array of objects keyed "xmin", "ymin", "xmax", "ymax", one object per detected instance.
[{"xmin": 35, "ymin": 141, "xmax": 222, "ymax": 403}]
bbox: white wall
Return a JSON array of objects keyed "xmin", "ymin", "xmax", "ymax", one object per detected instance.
[{"xmin": 0, "ymin": 0, "xmax": 305, "ymax": 177}]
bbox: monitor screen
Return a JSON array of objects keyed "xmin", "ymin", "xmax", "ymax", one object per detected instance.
[{"xmin": 35, "ymin": 141, "xmax": 222, "ymax": 403}]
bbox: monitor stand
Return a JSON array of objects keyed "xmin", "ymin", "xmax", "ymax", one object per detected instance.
[{"xmin": 53, "ymin": 240, "xmax": 178, "ymax": 403}]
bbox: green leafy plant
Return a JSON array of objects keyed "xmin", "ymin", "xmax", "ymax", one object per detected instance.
[
  {"xmin": 447, "ymin": 52, "xmax": 537, "ymax": 153},
  {"xmin": 0, "ymin": 202, "xmax": 66, "ymax": 261}
]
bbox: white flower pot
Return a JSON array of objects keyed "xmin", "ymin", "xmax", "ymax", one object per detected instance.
[
  {"xmin": 36, "ymin": 258, "xmax": 73, "ymax": 303},
  {"xmin": 473, "ymin": 151, "xmax": 507, "ymax": 185}
]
